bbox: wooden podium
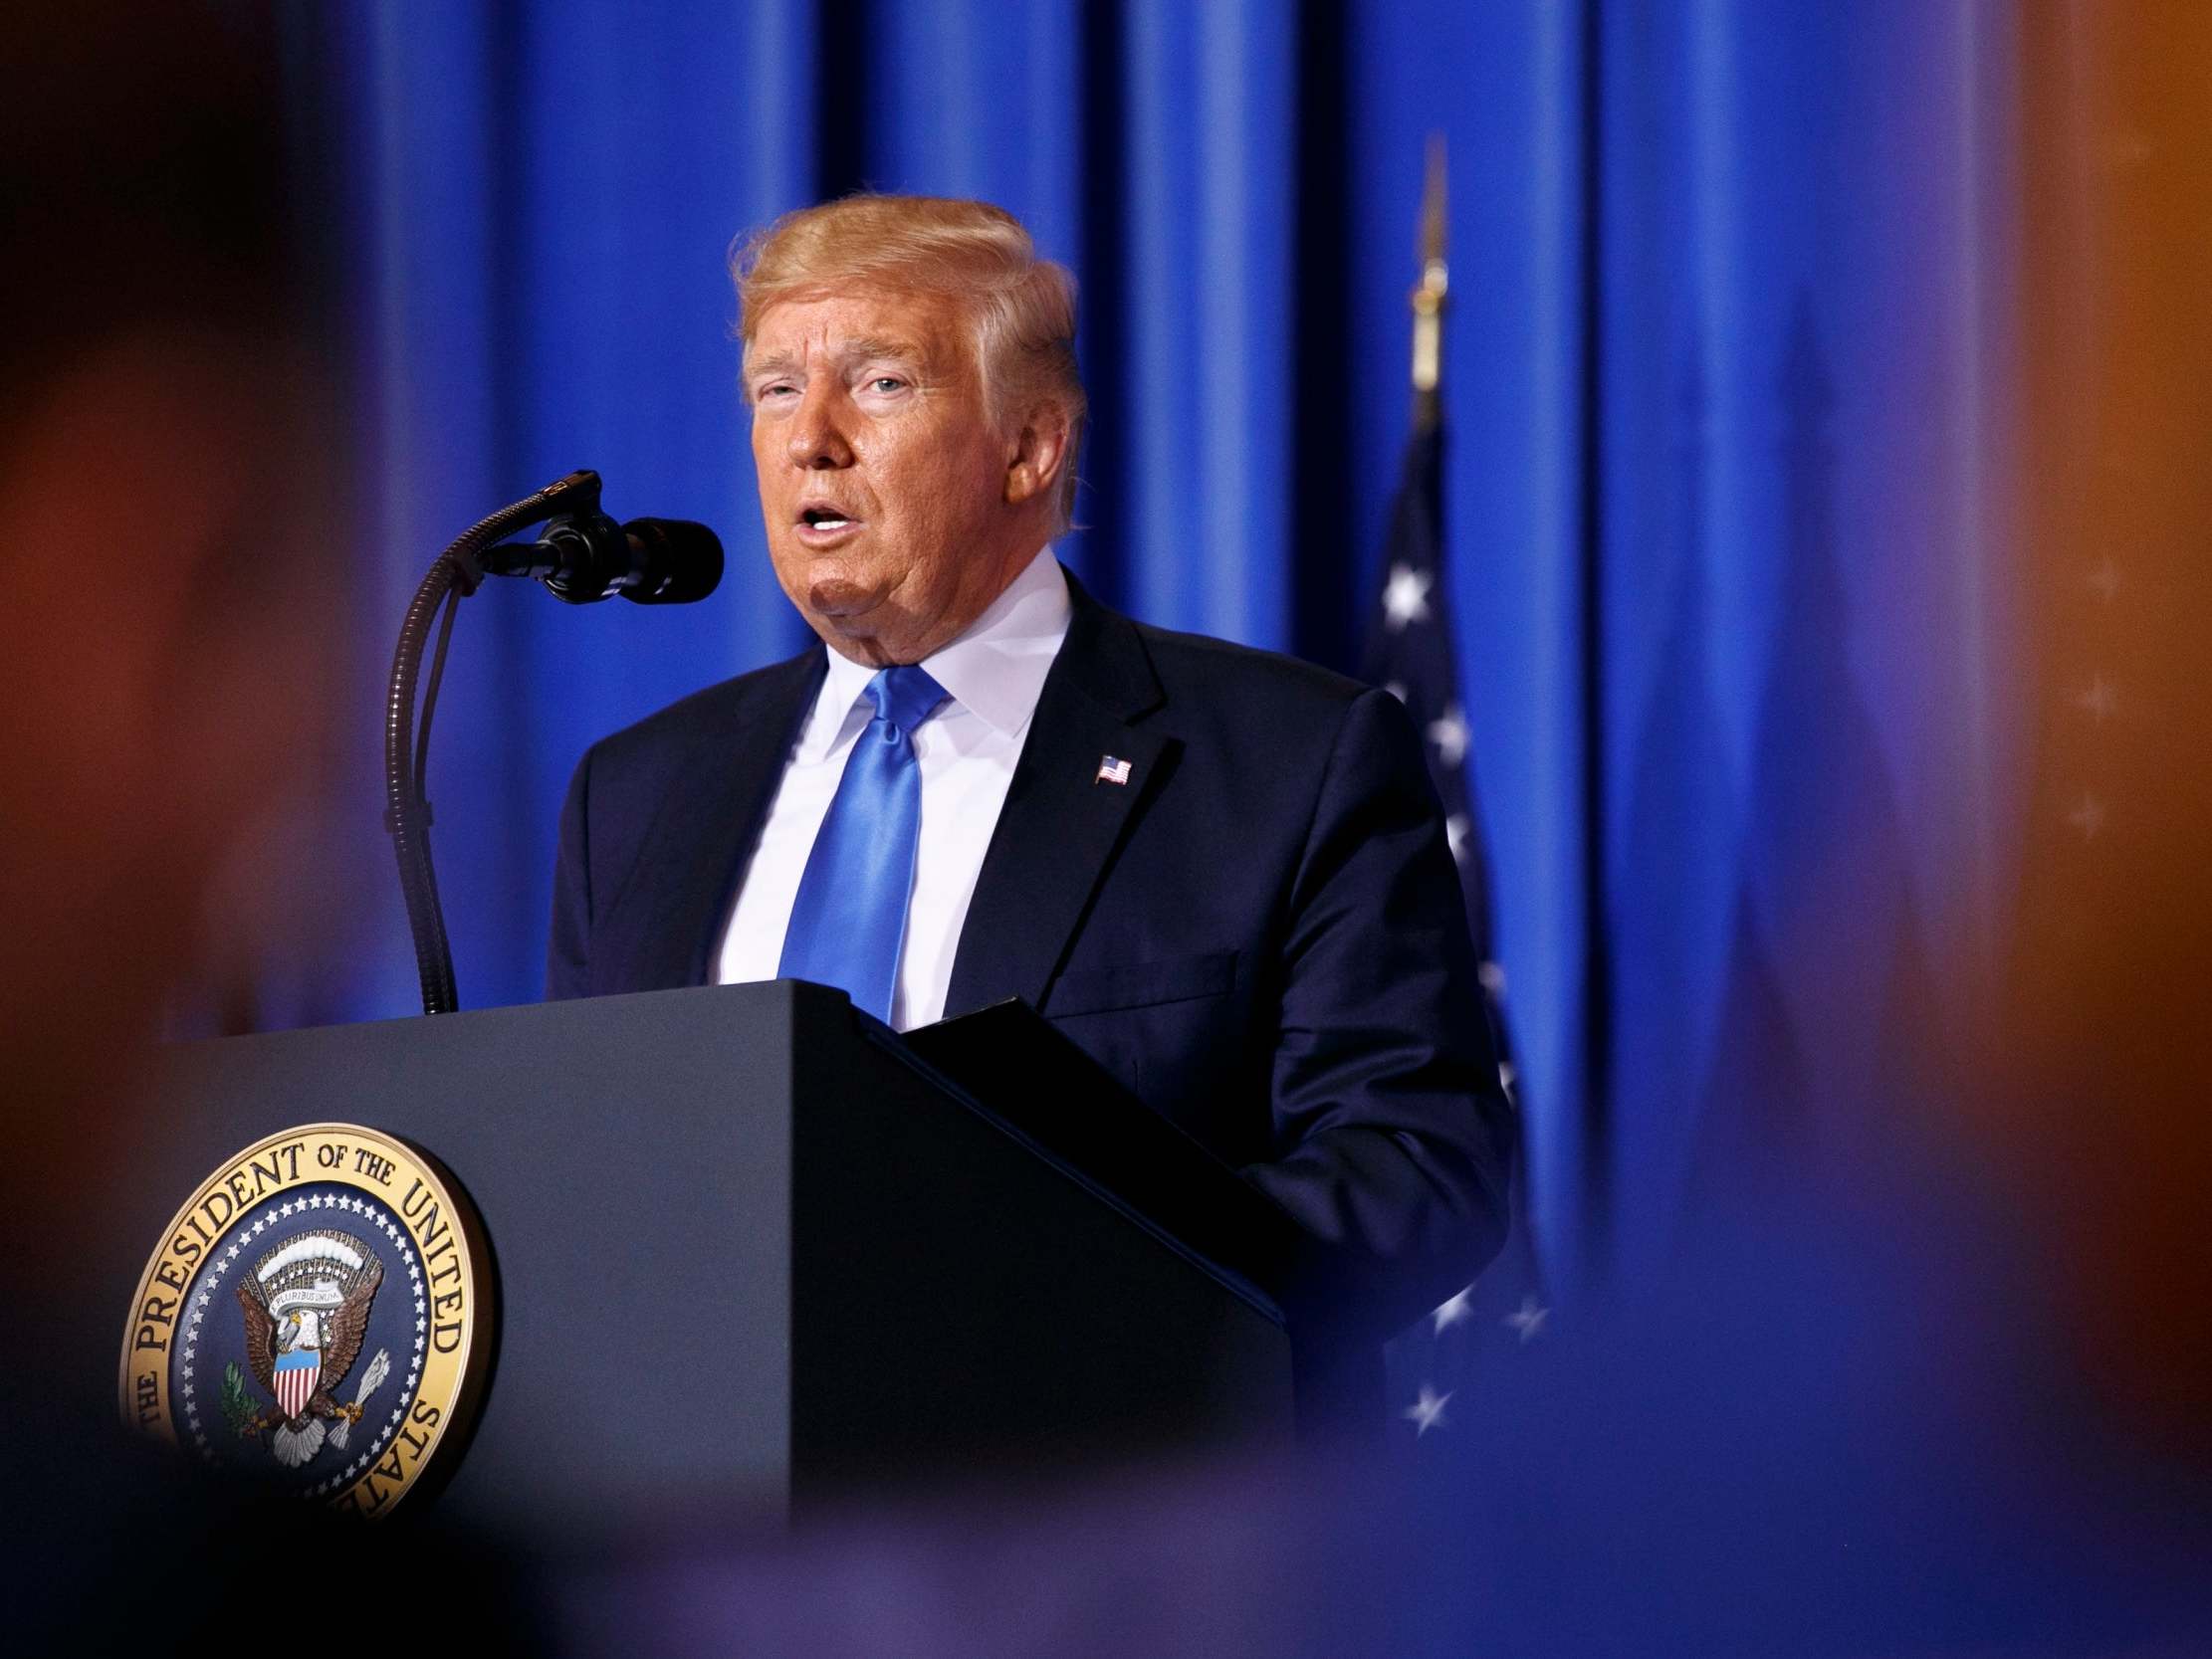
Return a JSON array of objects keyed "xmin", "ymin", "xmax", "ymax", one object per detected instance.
[{"xmin": 94, "ymin": 981, "xmax": 1295, "ymax": 1541}]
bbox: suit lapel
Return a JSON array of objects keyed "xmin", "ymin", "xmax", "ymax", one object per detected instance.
[
  {"xmin": 607, "ymin": 646, "xmax": 826, "ymax": 991},
  {"xmin": 946, "ymin": 576, "xmax": 1167, "ymax": 1015}
]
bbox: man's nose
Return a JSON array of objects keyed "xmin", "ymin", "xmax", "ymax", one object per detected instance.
[{"xmin": 785, "ymin": 381, "xmax": 855, "ymax": 470}]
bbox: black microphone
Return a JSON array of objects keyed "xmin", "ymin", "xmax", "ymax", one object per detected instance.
[{"xmin": 478, "ymin": 511, "xmax": 723, "ymax": 605}]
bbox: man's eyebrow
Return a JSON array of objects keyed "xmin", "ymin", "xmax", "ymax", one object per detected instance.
[
  {"xmin": 839, "ymin": 335, "xmax": 928, "ymax": 367},
  {"xmin": 745, "ymin": 337, "xmax": 927, "ymax": 381}
]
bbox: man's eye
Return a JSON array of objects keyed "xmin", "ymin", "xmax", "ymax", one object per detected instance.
[
  {"xmin": 760, "ymin": 382, "xmax": 796, "ymax": 399},
  {"xmin": 867, "ymin": 376, "xmax": 908, "ymax": 393}
]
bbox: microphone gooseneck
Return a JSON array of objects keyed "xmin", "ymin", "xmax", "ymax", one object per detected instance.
[{"xmin": 383, "ymin": 470, "xmax": 723, "ymax": 1016}]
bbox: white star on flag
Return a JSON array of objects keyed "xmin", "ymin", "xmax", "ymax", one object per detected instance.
[
  {"xmin": 1402, "ymin": 1384, "xmax": 1452, "ymax": 1437},
  {"xmin": 2068, "ymin": 793, "xmax": 2105, "ymax": 841},
  {"xmin": 1381, "ymin": 563, "xmax": 1433, "ymax": 631},
  {"xmin": 1431, "ymin": 1286, "xmax": 1475, "ymax": 1336},
  {"xmin": 1504, "ymin": 1295, "xmax": 1550, "ymax": 1344},
  {"xmin": 1445, "ymin": 813, "xmax": 1470, "ymax": 866},
  {"xmin": 1427, "ymin": 704, "xmax": 1469, "ymax": 767},
  {"xmin": 2076, "ymin": 676, "xmax": 2117, "ymax": 723}
]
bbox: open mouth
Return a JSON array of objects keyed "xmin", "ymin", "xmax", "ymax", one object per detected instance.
[{"xmin": 799, "ymin": 506, "xmax": 858, "ymax": 531}]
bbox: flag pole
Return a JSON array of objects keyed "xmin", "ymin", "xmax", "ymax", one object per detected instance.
[{"xmin": 1411, "ymin": 133, "xmax": 1448, "ymax": 431}]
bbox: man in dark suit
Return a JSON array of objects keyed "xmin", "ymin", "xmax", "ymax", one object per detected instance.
[{"xmin": 548, "ymin": 195, "xmax": 1511, "ymax": 1384}]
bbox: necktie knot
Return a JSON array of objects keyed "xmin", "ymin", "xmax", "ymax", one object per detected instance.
[{"xmin": 866, "ymin": 664, "xmax": 948, "ymax": 737}]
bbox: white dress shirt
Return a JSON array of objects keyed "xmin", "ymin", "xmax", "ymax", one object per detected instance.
[{"xmin": 714, "ymin": 545, "xmax": 1072, "ymax": 1030}]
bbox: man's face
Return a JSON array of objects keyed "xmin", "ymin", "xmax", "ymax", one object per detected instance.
[{"xmin": 747, "ymin": 288, "xmax": 1033, "ymax": 666}]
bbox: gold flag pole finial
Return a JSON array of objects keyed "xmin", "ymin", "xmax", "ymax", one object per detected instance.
[{"xmin": 1411, "ymin": 132, "xmax": 1448, "ymax": 429}]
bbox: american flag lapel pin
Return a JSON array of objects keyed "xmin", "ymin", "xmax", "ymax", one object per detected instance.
[{"xmin": 1095, "ymin": 754, "xmax": 1133, "ymax": 786}]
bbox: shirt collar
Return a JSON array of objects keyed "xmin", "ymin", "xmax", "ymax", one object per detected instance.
[
  {"xmin": 797, "ymin": 645, "xmax": 878, "ymax": 764},
  {"xmin": 919, "ymin": 543, "xmax": 1071, "ymax": 738},
  {"xmin": 792, "ymin": 544, "xmax": 1072, "ymax": 762}
]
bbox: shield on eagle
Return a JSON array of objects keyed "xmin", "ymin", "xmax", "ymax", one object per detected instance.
[
  {"xmin": 273, "ymin": 1348, "xmax": 321, "ymax": 1419},
  {"xmin": 236, "ymin": 1228, "xmax": 383, "ymax": 1467}
]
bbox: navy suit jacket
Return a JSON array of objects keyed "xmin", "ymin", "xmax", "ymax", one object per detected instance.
[{"xmin": 549, "ymin": 573, "xmax": 1512, "ymax": 1330}]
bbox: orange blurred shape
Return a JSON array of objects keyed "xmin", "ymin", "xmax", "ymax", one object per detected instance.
[{"xmin": 1976, "ymin": 0, "xmax": 2212, "ymax": 1465}]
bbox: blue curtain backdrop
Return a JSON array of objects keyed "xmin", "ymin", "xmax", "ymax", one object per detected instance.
[{"xmin": 290, "ymin": 1, "xmax": 2015, "ymax": 1302}]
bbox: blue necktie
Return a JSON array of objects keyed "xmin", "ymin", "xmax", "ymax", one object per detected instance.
[{"xmin": 778, "ymin": 664, "xmax": 948, "ymax": 1022}]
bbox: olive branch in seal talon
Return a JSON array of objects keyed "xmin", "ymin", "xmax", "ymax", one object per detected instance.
[{"xmin": 220, "ymin": 1362, "xmax": 260, "ymax": 1439}]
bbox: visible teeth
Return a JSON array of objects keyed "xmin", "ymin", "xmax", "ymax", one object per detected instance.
[{"xmin": 808, "ymin": 517, "xmax": 849, "ymax": 528}]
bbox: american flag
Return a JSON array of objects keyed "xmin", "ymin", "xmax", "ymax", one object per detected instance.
[
  {"xmin": 1362, "ymin": 421, "xmax": 1497, "ymax": 965},
  {"xmin": 1362, "ymin": 415, "xmax": 1549, "ymax": 1433}
]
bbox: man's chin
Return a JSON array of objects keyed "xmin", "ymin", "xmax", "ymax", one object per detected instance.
[
  {"xmin": 805, "ymin": 573, "xmax": 889, "ymax": 618},
  {"xmin": 803, "ymin": 573, "xmax": 907, "ymax": 666}
]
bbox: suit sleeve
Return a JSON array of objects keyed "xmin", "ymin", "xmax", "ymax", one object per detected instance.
[
  {"xmin": 546, "ymin": 750, "xmax": 593, "ymax": 1001},
  {"xmin": 1242, "ymin": 686, "xmax": 1515, "ymax": 1325}
]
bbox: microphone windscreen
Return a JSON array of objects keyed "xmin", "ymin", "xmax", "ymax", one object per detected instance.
[{"xmin": 620, "ymin": 518, "xmax": 723, "ymax": 605}]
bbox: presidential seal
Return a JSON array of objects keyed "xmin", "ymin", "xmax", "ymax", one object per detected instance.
[{"xmin": 119, "ymin": 1124, "xmax": 494, "ymax": 1518}]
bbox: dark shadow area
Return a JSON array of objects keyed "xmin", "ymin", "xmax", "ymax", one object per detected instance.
[
  {"xmin": 1287, "ymin": 0, "xmax": 1358, "ymax": 675},
  {"xmin": 815, "ymin": 0, "xmax": 873, "ymax": 197},
  {"xmin": 1071, "ymin": 0, "xmax": 1130, "ymax": 612},
  {"xmin": 1575, "ymin": 0, "xmax": 1615, "ymax": 1257}
]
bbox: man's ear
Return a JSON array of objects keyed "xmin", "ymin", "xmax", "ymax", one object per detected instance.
[{"xmin": 1003, "ymin": 400, "xmax": 1071, "ymax": 507}]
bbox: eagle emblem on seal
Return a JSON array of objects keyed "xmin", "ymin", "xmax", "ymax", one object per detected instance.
[{"xmin": 230, "ymin": 1228, "xmax": 388, "ymax": 1469}]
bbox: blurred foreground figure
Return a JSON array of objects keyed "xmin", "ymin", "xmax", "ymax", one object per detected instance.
[
  {"xmin": 1975, "ymin": 0, "xmax": 2212, "ymax": 1471},
  {"xmin": 0, "ymin": 10, "xmax": 525, "ymax": 1652},
  {"xmin": 1, "ymin": 6, "xmax": 324, "ymax": 1228}
]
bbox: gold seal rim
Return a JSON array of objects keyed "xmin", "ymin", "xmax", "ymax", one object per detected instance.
[{"xmin": 116, "ymin": 1121, "xmax": 495, "ymax": 1520}]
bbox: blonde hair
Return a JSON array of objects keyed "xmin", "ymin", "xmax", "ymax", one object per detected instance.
[{"xmin": 732, "ymin": 194, "xmax": 1085, "ymax": 533}]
